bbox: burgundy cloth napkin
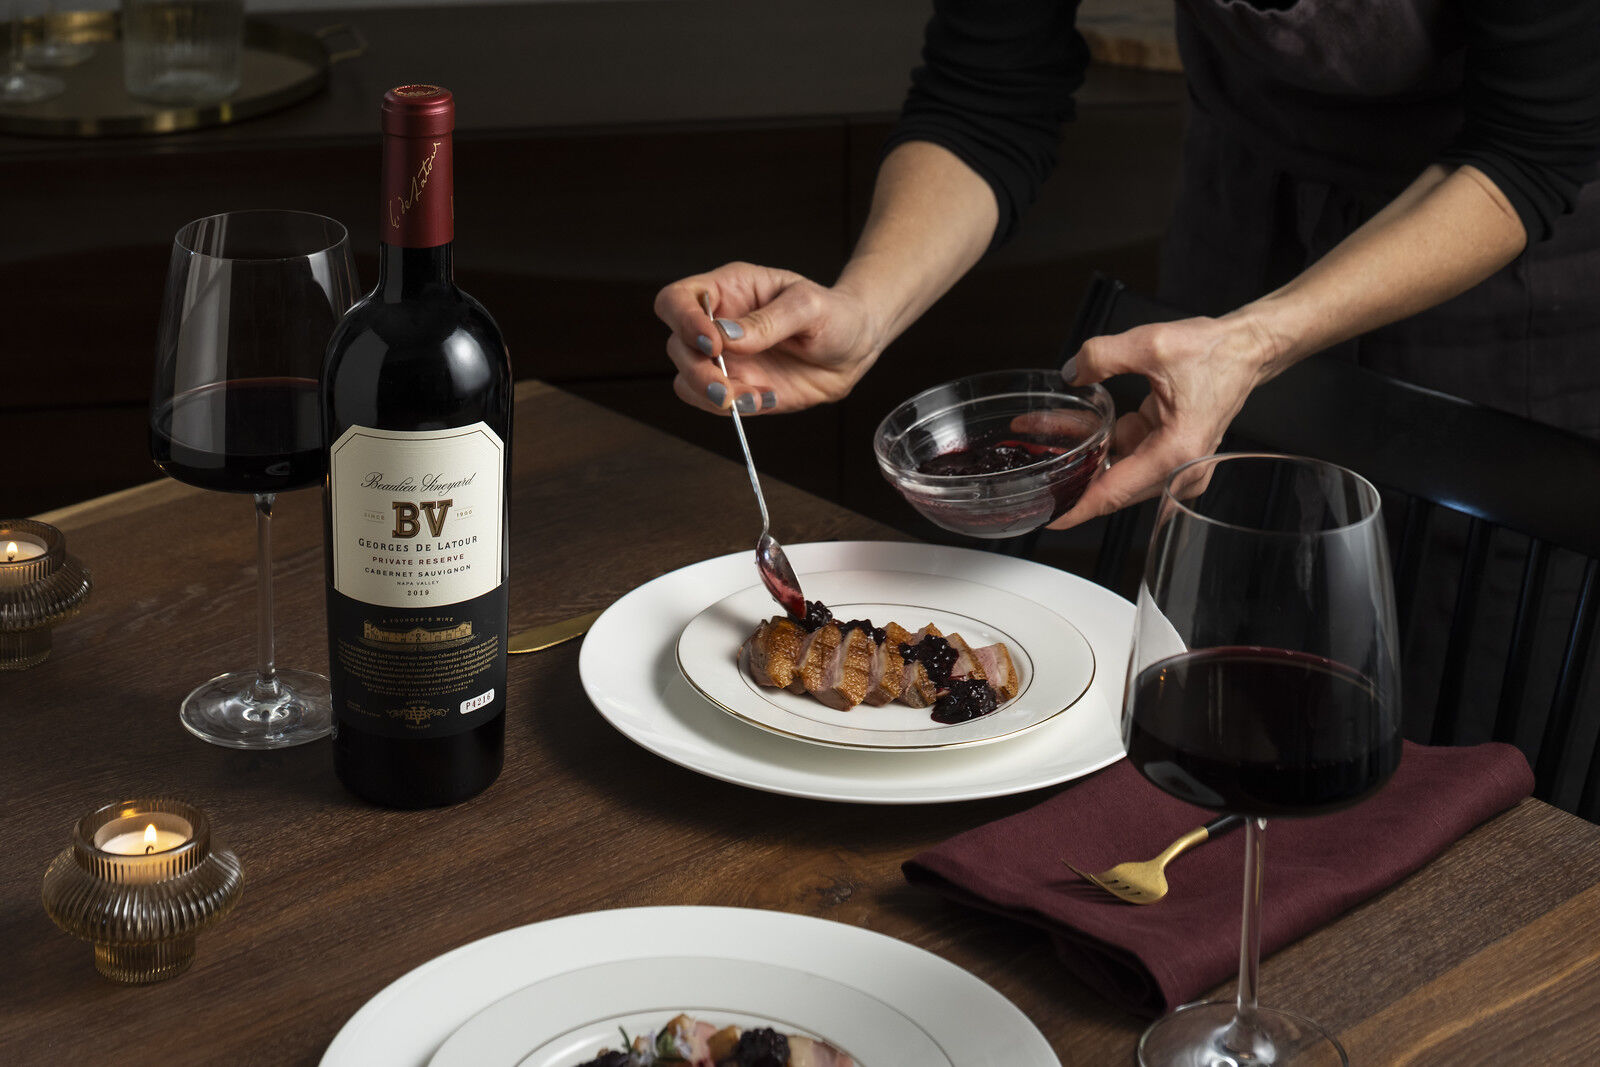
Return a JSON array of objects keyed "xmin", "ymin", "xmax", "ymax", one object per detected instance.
[{"xmin": 903, "ymin": 741, "xmax": 1532, "ymax": 1017}]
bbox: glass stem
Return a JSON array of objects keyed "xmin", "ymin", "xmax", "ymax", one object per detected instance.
[
  {"xmin": 7, "ymin": 4, "xmax": 22, "ymax": 75},
  {"xmin": 1222, "ymin": 817, "xmax": 1270, "ymax": 1059},
  {"xmin": 252, "ymin": 492, "xmax": 282, "ymax": 704}
]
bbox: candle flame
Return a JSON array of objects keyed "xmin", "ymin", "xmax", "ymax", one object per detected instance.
[
  {"xmin": 5, "ymin": 542, "xmax": 15, "ymax": 562},
  {"xmin": 144, "ymin": 823, "xmax": 158, "ymax": 855}
]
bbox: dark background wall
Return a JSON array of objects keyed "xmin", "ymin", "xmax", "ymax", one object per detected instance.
[{"xmin": 1, "ymin": 0, "xmax": 1184, "ymax": 544}]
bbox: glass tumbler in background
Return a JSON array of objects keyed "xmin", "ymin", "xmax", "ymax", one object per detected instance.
[{"xmin": 121, "ymin": 0, "xmax": 242, "ymax": 105}]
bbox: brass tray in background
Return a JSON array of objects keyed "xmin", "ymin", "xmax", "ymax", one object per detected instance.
[{"xmin": 0, "ymin": 11, "xmax": 363, "ymax": 138}]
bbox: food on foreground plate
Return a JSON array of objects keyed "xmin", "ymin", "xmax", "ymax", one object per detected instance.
[
  {"xmin": 574, "ymin": 1013, "xmax": 853, "ymax": 1066},
  {"xmin": 742, "ymin": 600, "xmax": 1018, "ymax": 724}
]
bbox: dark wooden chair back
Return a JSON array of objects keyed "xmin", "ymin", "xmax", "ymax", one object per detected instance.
[{"xmin": 1066, "ymin": 273, "xmax": 1600, "ymax": 820}]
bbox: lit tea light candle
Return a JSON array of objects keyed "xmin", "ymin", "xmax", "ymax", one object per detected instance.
[
  {"xmin": 5, "ymin": 538, "xmax": 46, "ymax": 562},
  {"xmin": 0, "ymin": 519, "xmax": 91, "ymax": 669},
  {"xmin": 98, "ymin": 816, "xmax": 192, "ymax": 857},
  {"xmin": 86, "ymin": 807, "xmax": 197, "ymax": 883},
  {"xmin": 42, "ymin": 799, "xmax": 243, "ymax": 983}
]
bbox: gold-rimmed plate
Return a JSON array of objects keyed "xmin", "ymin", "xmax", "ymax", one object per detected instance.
[
  {"xmin": 579, "ymin": 542, "xmax": 1128, "ymax": 804},
  {"xmin": 676, "ymin": 568, "xmax": 1095, "ymax": 751}
]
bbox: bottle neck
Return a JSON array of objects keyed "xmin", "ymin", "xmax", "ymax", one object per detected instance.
[
  {"xmin": 379, "ymin": 128, "xmax": 454, "ymax": 289},
  {"xmin": 377, "ymin": 243, "xmax": 453, "ymax": 300}
]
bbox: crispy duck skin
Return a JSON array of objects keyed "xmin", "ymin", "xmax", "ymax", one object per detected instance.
[
  {"xmin": 742, "ymin": 617, "xmax": 804, "ymax": 689},
  {"xmin": 862, "ymin": 638, "xmax": 905, "ymax": 706},
  {"xmin": 787, "ymin": 623, "xmax": 842, "ymax": 696},
  {"xmin": 895, "ymin": 623, "xmax": 943, "ymax": 708},
  {"xmin": 897, "ymin": 659, "xmax": 938, "ymax": 708},
  {"xmin": 812, "ymin": 626, "xmax": 875, "ymax": 710},
  {"xmin": 972, "ymin": 641, "xmax": 1019, "ymax": 701}
]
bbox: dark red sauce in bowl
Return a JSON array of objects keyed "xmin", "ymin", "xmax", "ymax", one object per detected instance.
[{"xmin": 874, "ymin": 371, "xmax": 1114, "ymax": 539}]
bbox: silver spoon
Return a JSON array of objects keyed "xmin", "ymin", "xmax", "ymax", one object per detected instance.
[{"xmin": 700, "ymin": 292, "xmax": 808, "ymax": 620}]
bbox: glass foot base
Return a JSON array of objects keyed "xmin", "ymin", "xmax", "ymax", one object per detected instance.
[
  {"xmin": 0, "ymin": 70, "xmax": 65, "ymax": 103},
  {"xmin": 179, "ymin": 668, "xmax": 333, "ymax": 750},
  {"xmin": 1138, "ymin": 1001, "xmax": 1348, "ymax": 1067}
]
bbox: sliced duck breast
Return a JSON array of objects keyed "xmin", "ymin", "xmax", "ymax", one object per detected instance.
[
  {"xmin": 862, "ymin": 638, "xmax": 905, "ymax": 706},
  {"xmin": 789, "ymin": 1036, "xmax": 856, "ymax": 1067},
  {"xmin": 787, "ymin": 623, "xmax": 842, "ymax": 695},
  {"xmin": 811, "ymin": 626, "xmax": 875, "ymax": 710},
  {"xmin": 897, "ymin": 658, "xmax": 938, "ymax": 708},
  {"xmin": 971, "ymin": 641, "xmax": 1020, "ymax": 701},
  {"xmin": 743, "ymin": 616, "xmax": 804, "ymax": 689},
  {"xmin": 943, "ymin": 632, "xmax": 988, "ymax": 683}
]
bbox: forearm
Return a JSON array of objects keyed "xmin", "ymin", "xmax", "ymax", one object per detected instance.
[
  {"xmin": 834, "ymin": 141, "xmax": 1000, "ymax": 358},
  {"xmin": 1233, "ymin": 163, "xmax": 1528, "ymax": 376}
]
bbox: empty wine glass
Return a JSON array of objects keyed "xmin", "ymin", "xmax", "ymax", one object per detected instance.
[
  {"xmin": 2, "ymin": 0, "xmax": 64, "ymax": 102},
  {"xmin": 148, "ymin": 210, "xmax": 359, "ymax": 749},
  {"xmin": 1124, "ymin": 453, "xmax": 1402, "ymax": 1066}
]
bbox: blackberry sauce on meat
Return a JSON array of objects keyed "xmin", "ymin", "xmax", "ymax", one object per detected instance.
[
  {"xmin": 899, "ymin": 633, "xmax": 958, "ymax": 685},
  {"xmin": 933, "ymin": 678, "xmax": 999, "ymax": 723},
  {"xmin": 798, "ymin": 600, "xmax": 834, "ymax": 631}
]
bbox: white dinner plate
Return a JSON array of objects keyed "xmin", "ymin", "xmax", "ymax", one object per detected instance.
[
  {"xmin": 428, "ymin": 956, "xmax": 949, "ymax": 1067},
  {"xmin": 677, "ymin": 569, "xmax": 1096, "ymax": 750},
  {"xmin": 578, "ymin": 541, "xmax": 1132, "ymax": 804},
  {"xmin": 322, "ymin": 906, "xmax": 1058, "ymax": 1067}
]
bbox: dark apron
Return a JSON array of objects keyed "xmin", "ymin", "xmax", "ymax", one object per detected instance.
[
  {"xmin": 1159, "ymin": 0, "xmax": 1600, "ymax": 440},
  {"xmin": 1153, "ymin": 0, "xmax": 1600, "ymax": 767}
]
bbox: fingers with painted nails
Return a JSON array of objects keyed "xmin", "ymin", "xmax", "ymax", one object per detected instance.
[{"xmin": 654, "ymin": 262, "xmax": 880, "ymax": 419}]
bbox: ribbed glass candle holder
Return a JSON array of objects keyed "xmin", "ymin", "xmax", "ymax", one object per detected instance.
[
  {"xmin": 41, "ymin": 798, "xmax": 243, "ymax": 983},
  {"xmin": 0, "ymin": 519, "xmax": 92, "ymax": 670}
]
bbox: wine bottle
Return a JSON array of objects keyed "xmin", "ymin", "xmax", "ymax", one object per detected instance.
[{"xmin": 321, "ymin": 84, "xmax": 513, "ymax": 808}]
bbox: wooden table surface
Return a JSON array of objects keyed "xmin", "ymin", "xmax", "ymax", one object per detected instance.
[{"xmin": 4, "ymin": 381, "xmax": 1599, "ymax": 1065}]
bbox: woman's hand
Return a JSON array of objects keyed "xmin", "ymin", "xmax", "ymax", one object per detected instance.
[
  {"xmin": 1048, "ymin": 163, "xmax": 1525, "ymax": 529},
  {"xmin": 1048, "ymin": 314, "xmax": 1282, "ymax": 529},
  {"xmin": 654, "ymin": 263, "xmax": 882, "ymax": 415}
]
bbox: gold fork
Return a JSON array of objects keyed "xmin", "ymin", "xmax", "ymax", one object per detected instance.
[{"xmin": 1061, "ymin": 814, "xmax": 1244, "ymax": 904}]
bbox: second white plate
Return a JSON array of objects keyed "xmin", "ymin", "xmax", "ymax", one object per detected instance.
[
  {"xmin": 322, "ymin": 906, "xmax": 1059, "ymax": 1067},
  {"xmin": 428, "ymin": 955, "xmax": 951, "ymax": 1067},
  {"xmin": 677, "ymin": 569, "xmax": 1095, "ymax": 750}
]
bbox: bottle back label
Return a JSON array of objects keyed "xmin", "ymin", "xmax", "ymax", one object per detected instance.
[{"xmin": 328, "ymin": 423, "xmax": 506, "ymax": 738}]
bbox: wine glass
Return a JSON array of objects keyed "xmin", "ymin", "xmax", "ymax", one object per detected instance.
[
  {"xmin": 148, "ymin": 210, "xmax": 359, "ymax": 749},
  {"xmin": 19, "ymin": 0, "xmax": 92, "ymax": 69},
  {"xmin": 2, "ymin": 0, "xmax": 64, "ymax": 102},
  {"xmin": 1124, "ymin": 452, "xmax": 1402, "ymax": 1066}
]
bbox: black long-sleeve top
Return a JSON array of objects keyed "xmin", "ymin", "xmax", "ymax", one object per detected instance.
[{"xmin": 885, "ymin": 0, "xmax": 1600, "ymax": 246}]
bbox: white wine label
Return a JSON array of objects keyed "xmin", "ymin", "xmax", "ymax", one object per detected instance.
[{"xmin": 329, "ymin": 423, "xmax": 505, "ymax": 608}]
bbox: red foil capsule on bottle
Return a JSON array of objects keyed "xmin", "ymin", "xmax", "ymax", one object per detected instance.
[{"xmin": 380, "ymin": 84, "xmax": 454, "ymax": 248}]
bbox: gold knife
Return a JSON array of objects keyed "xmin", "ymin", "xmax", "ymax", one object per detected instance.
[{"xmin": 507, "ymin": 608, "xmax": 605, "ymax": 654}]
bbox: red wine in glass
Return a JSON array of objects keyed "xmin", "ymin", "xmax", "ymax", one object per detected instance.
[
  {"xmin": 1127, "ymin": 646, "xmax": 1401, "ymax": 818},
  {"xmin": 150, "ymin": 377, "xmax": 324, "ymax": 494}
]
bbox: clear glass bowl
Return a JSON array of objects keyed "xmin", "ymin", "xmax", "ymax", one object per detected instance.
[{"xmin": 874, "ymin": 370, "xmax": 1114, "ymax": 539}]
